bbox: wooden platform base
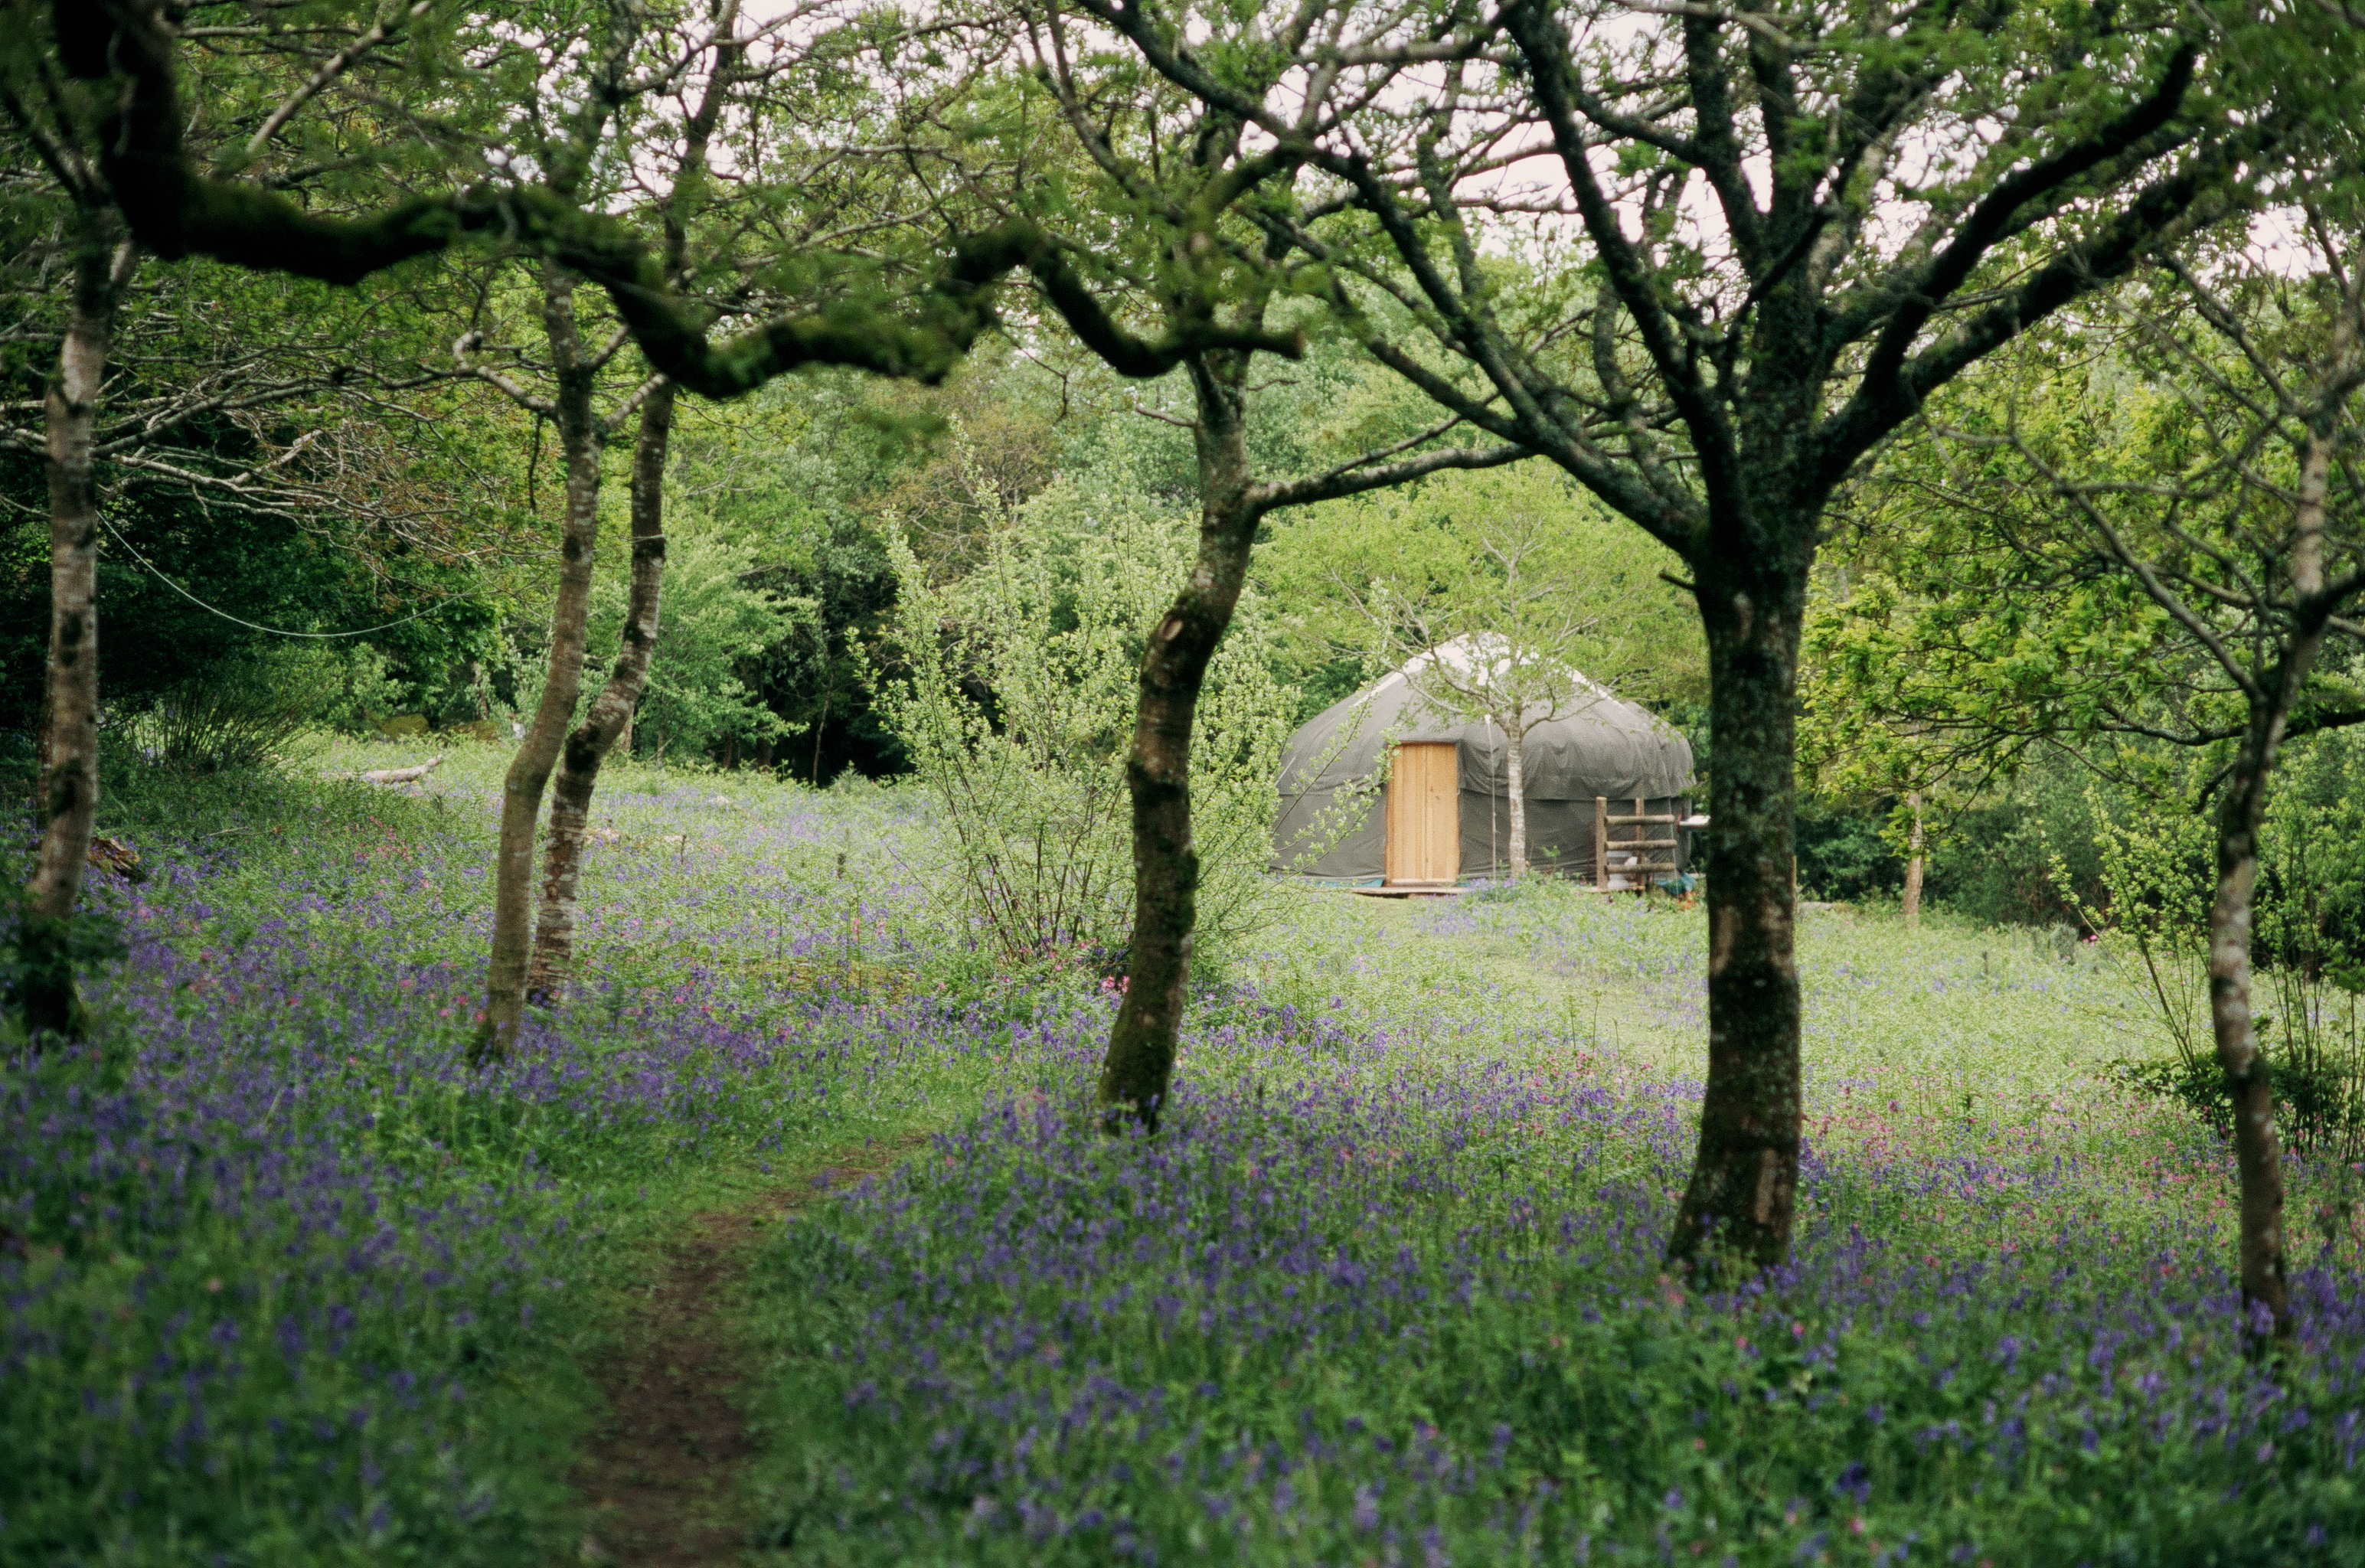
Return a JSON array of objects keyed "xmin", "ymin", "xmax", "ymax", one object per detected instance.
[{"xmin": 1350, "ymin": 883, "xmax": 1464, "ymax": 898}]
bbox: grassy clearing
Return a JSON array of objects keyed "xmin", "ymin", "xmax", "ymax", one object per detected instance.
[
  {"xmin": 2, "ymin": 743, "xmax": 1021, "ymax": 1566},
  {"xmin": 10, "ymin": 751, "xmax": 2364, "ymax": 1565},
  {"xmin": 1237, "ymin": 882, "xmax": 2148, "ymax": 1094},
  {"xmin": 740, "ymin": 881, "xmax": 2365, "ymax": 1566}
]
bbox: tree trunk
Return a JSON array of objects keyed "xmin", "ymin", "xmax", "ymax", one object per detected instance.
[
  {"xmin": 1902, "ymin": 790, "xmax": 1925, "ymax": 928},
  {"xmin": 2205, "ymin": 423, "xmax": 2337, "ymax": 1341},
  {"xmin": 1097, "ymin": 354, "xmax": 1258, "ymax": 1129},
  {"xmin": 2208, "ymin": 742, "xmax": 2290, "ymax": 1340},
  {"xmin": 22, "ymin": 223, "xmax": 129, "ymax": 1040},
  {"xmin": 477, "ymin": 269, "xmax": 604, "ymax": 1061},
  {"xmin": 527, "ymin": 381, "xmax": 674, "ymax": 1004},
  {"xmin": 1504, "ymin": 721, "xmax": 1529, "ymax": 878},
  {"xmin": 1667, "ymin": 551, "xmax": 1806, "ymax": 1271}
]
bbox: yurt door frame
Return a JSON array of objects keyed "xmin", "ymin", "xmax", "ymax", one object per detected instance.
[{"xmin": 1384, "ymin": 743, "xmax": 1459, "ymax": 887}]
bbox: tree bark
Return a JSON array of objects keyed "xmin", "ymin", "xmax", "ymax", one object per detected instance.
[
  {"xmin": 2205, "ymin": 424, "xmax": 2339, "ymax": 1342},
  {"xmin": 22, "ymin": 220, "xmax": 130, "ymax": 1039},
  {"xmin": 1504, "ymin": 720, "xmax": 1529, "ymax": 878},
  {"xmin": 1667, "ymin": 549, "xmax": 1807, "ymax": 1271},
  {"xmin": 527, "ymin": 381, "xmax": 674, "ymax": 1004},
  {"xmin": 476, "ymin": 268, "xmax": 604, "ymax": 1061},
  {"xmin": 1902, "ymin": 790, "xmax": 1925, "ymax": 927},
  {"xmin": 1097, "ymin": 354, "xmax": 1259, "ymax": 1129},
  {"xmin": 2208, "ymin": 741, "xmax": 2289, "ymax": 1340}
]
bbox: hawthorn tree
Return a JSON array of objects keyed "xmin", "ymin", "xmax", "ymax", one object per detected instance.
[
  {"xmin": 518, "ymin": 0, "xmax": 1008, "ymax": 1016},
  {"xmin": 2, "ymin": 0, "xmax": 465, "ymax": 1035},
  {"xmin": 1811, "ymin": 189, "xmax": 2365, "ymax": 1337},
  {"xmin": 455, "ymin": 0, "xmax": 761, "ymax": 1047},
  {"xmin": 43, "ymin": 0, "xmax": 1321, "ymax": 1057},
  {"xmin": 1083, "ymin": 0, "xmax": 2349, "ymax": 1266},
  {"xmin": 980, "ymin": 5, "xmax": 1547, "ymax": 1125}
]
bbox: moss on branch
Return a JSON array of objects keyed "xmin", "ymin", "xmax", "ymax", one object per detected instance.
[{"xmin": 77, "ymin": 1, "xmax": 1303, "ymax": 395}]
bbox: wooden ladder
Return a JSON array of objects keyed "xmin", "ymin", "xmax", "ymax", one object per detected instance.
[{"xmin": 1595, "ymin": 795, "xmax": 1680, "ymax": 891}]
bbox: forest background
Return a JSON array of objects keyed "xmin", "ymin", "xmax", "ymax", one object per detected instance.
[{"xmin": 7, "ymin": 240, "xmax": 2269, "ymax": 926}]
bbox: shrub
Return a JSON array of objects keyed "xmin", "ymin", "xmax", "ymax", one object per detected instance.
[
  {"xmin": 871, "ymin": 474, "xmax": 1292, "ymax": 974},
  {"xmin": 2111, "ymin": 1040, "xmax": 2365, "ymax": 1159},
  {"xmin": 109, "ymin": 645, "xmax": 341, "ymax": 773},
  {"xmin": 2075, "ymin": 750, "xmax": 2365, "ymax": 1158},
  {"xmin": 1921, "ymin": 752, "xmax": 2107, "ymax": 926},
  {"xmin": 1794, "ymin": 795, "xmax": 1903, "ymax": 902},
  {"xmin": 312, "ymin": 642, "xmax": 410, "ymax": 736},
  {"xmin": 588, "ymin": 528, "xmax": 803, "ymax": 763}
]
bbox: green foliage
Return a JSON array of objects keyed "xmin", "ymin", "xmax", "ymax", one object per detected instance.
[
  {"xmin": 1919, "ymin": 755, "xmax": 2108, "ymax": 927},
  {"xmin": 312, "ymin": 644, "xmax": 412, "ymax": 736},
  {"xmin": 2063, "ymin": 745, "xmax": 2365, "ymax": 1159},
  {"xmin": 0, "ymin": 897, "xmax": 126, "ymax": 1044},
  {"xmin": 872, "ymin": 475, "xmax": 1293, "ymax": 973},
  {"xmin": 109, "ymin": 645, "xmax": 345, "ymax": 773},
  {"xmin": 586, "ymin": 527, "xmax": 805, "ymax": 763},
  {"xmin": 1793, "ymin": 798, "xmax": 1904, "ymax": 903},
  {"xmin": 1259, "ymin": 465, "xmax": 1704, "ymax": 716}
]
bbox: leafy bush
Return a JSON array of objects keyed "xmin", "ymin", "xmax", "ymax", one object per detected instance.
[
  {"xmin": 588, "ymin": 528, "xmax": 805, "ymax": 763},
  {"xmin": 108, "ymin": 645, "xmax": 341, "ymax": 773},
  {"xmin": 2111, "ymin": 1039, "xmax": 2365, "ymax": 1159},
  {"xmin": 1919, "ymin": 752, "xmax": 2108, "ymax": 926},
  {"xmin": 312, "ymin": 642, "xmax": 411, "ymax": 736},
  {"xmin": 2072, "ymin": 750, "xmax": 2365, "ymax": 1158},
  {"xmin": 871, "ymin": 475, "xmax": 1292, "ymax": 973},
  {"xmin": 1794, "ymin": 795, "xmax": 1903, "ymax": 902}
]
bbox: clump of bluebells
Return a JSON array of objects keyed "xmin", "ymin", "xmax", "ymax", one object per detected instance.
[
  {"xmin": 0, "ymin": 841, "xmax": 1039, "ymax": 1566},
  {"xmin": 750, "ymin": 1010, "xmax": 2365, "ymax": 1566}
]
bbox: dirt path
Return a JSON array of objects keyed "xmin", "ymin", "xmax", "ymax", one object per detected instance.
[{"xmin": 573, "ymin": 1135, "xmax": 927, "ymax": 1566}]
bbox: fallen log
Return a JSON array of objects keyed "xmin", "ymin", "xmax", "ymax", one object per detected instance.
[
  {"xmin": 360, "ymin": 756, "xmax": 443, "ymax": 786},
  {"xmin": 87, "ymin": 835, "xmax": 145, "ymax": 882}
]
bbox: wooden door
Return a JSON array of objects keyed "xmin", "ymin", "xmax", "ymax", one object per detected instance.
[{"xmin": 1384, "ymin": 743, "xmax": 1460, "ymax": 885}]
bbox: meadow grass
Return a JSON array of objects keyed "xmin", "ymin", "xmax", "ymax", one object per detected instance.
[
  {"xmin": 8, "ymin": 747, "xmax": 2363, "ymax": 1564},
  {"xmin": 2, "ymin": 741, "xmax": 1021, "ymax": 1566},
  {"xmin": 740, "ymin": 880, "xmax": 2365, "ymax": 1566}
]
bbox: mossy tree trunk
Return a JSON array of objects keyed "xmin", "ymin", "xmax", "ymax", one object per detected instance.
[
  {"xmin": 2207, "ymin": 730, "xmax": 2290, "ymax": 1340},
  {"xmin": 23, "ymin": 215, "xmax": 132, "ymax": 1039},
  {"xmin": 1667, "ymin": 528, "xmax": 1809, "ymax": 1269},
  {"xmin": 528, "ymin": 380, "xmax": 674, "ymax": 1003},
  {"xmin": 477, "ymin": 267, "xmax": 605, "ymax": 1060},
  {"xmin": 1092, "ymin": 347, "xmax": 1530, "ymax": 1127},
  {"xmin": 521, "ymin": 8, "xmax": 736, "ymax": 1005},
  {"xmin": 2201, "ymin": 426, "xmax": 2343, "ymax": 1343},
  {"xmin": 1098, "ymin": 354, "xmax": 1258, "ymax": 1128}
]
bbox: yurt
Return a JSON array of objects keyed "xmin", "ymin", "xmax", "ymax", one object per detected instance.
[{"xmin": 1272, "ymin": 642, "xmax": 1697, "ymax": 890}]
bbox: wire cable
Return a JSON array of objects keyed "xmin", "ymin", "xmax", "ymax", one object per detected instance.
[{"xmin": 97, "ymin": 512, "xmax": 451, "ymax": 639}]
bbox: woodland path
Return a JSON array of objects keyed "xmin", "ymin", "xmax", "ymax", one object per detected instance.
[{"xmin": 572, "ymin": 1134, "xmax": 929, "ymax": 1566}]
